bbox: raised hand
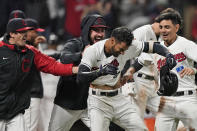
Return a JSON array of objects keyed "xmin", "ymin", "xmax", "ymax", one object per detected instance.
[{"xmin": 166, "ymin": 53, "xmax": 177, "ymax": 70}]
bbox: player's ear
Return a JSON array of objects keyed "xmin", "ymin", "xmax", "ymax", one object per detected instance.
[
  {"xmin": 175, "ymin": 24, "xmax": 180, "ymax": 33},
  {"xmin": 111, "ymin": 37, "xmax": 116, "ymax": 45}
]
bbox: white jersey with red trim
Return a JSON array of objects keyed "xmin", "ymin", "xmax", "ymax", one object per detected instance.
[
  {"xmin": 81, "ymin": 39, "xmax": 144, "ymax": 86},
  {"xmin": 133, "ymin": 24, "xmax": 161, "ymax": 77},
  {"xmin": 139, "ymin": 36, "xmax": 197, "ymax": 91}
]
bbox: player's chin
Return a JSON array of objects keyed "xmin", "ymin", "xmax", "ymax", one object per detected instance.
[
  {"xmin": 113, "ymin": 53, "xmax": 120, "ymax": 57},
  {"xmin": 162, "ymin": 36, "xmax": 168, "ymax": 40}
]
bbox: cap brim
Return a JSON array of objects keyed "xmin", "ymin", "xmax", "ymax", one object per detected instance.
[
  {"xmin": 16, "ymin": 27, "xmax": 33, "ymax": 32},
  {"xmin": 91, "ymin": 25, "xmax": 108, "ymax": 28},
  {"xmin": 35, "ymin": 28, "xmax": 45, "ymax": 32}
]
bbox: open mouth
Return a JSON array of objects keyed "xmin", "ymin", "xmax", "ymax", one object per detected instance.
[
  {"xmin": 94, "ymin": 37, "xmax": 103, "ymax": 42},
  {"xmin": 162, "ymin": 34, "xmax": 168, "ymax": 39}
]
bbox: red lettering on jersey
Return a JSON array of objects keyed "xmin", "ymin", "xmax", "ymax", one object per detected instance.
[
  {"xmin": 157, "ymin": 52, "xmax": 186, "ymax": 70},
  {"xmin": 22, "ymin": 58, "xmax": 30, "ymax": 72},
  {"xmin": 157, "ymin": 59, "xmax": 166, "ymax": 71},
  {"xmin": 110, "ymin": 59, "xmax": 119, "ymax": 67}
]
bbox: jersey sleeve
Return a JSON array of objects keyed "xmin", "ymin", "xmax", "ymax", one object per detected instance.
[
  {"xmin": 184, "ymin": 41, "xmax": 197, "ymax": 62},
  {"xmin": 133, "ymin": 28, "xmax": 146, "ymax": 41},
  {"xmin": 80, "ymin": 46, "xmax": 96, "ymax": 69},
  {"xmin": 29, "ymin": 46, "xmax": 73, "ymax": 76},
  {"xmin": 123, "ymin": 40, "xmax": 144, "ymax": 61}
]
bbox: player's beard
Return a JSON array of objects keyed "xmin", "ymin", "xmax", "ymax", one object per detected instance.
[{"xmin": 111, "ymin": 46, "xmax": 120, "ymax": 57}]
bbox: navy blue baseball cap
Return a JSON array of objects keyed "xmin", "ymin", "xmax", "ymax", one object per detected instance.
[
  {"xmin": 25, "ymin": 18, "xmax": 45, "ymax": 32},
  {"xmin": 9, "ymin": 10, "xmax": 26, "ymax": 20},
  {"xmin": 6, "ymin": 18, "xmax": 32, "ymax": 33},
  {"xmin": 90, "ymin": 17, "xmax": 107, "ymax": 28}
]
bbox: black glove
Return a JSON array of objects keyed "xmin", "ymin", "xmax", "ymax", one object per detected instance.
[
  {"xmin": 157, "ymin": 65, "xmax": 178, "ymax": 96},
  {"xmin": 166, "ymin": 53, "xmax": 177, "ymax": 70},
  {"xmin": 98, "ymin": 64, "xmax": 119, "ymax": 76}
]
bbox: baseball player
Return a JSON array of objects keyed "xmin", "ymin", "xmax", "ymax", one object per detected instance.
[
  {"xmin": 128, "ymin": 8, "xmax": 177, "ymax": 119},
  {"xmin": 77, "ymin": 26, "xmax": 176, "ymax": 131},
  {"xmin": 131, "ymin": 20, "xmax": 161, "ymax": 118},
  {"xmin": 24, "ymin": 18, "xmax": 46, "ymax": 131},
  {"xmin": 132, "ymin": 10, "xmax": 197, "ymax": 131},
  {"xmin": 154, "ymin": 9, "xmax": 197, "ymax": 131},
  {"xmin": 0, "ymin": 18, "xmax": 77, "ymax": 131},
  {"xmin": 0, "ymin": 10, "xmax": 26, "ymax": 41},
  {"xmin": 49, "ymin": 14, "xmax": 108, "ymax": 131}
]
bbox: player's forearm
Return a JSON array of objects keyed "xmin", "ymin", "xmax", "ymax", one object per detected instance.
[
  {"xmin": 77, "ymin": 64, "xmax": 102, "ymax": 85},
  {"xmin": 143, "ymin": 42, "xmax": 170, "ymax": 57}
]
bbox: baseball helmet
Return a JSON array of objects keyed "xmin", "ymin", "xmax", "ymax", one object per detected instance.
[{"xmin": 157, "ymin": 65, "xmax": 178, "ymax": 96}]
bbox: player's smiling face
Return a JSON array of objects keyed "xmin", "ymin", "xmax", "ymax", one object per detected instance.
[
  {"xmin": 159, "ymin": 20, "xmax": 179, "ymax": 46},
  {"xmin": 9, "ymin": 31, "xmax": 27, "ymax": 47},
  {"xmin": 90, "ymin": 27, "xmax": 106, "ymax": 44}
]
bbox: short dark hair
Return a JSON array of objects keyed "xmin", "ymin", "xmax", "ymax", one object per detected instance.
[
  {"xmin": 155, "ymin": 8, "xmax": 177, "ymax": 23},
  {"xmin": 156, "ymin": 10, "xmax": 182, "ymax": 27},
  {"xmin": 111, "ymin": 27, "xmax": 133, "ymax": 46}
]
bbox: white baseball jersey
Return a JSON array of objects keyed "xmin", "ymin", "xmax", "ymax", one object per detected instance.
[
  {"xmin": 133, "ymin": 24, "xmax": 161, "ymax": 77},
  {"xmin": 81, "ymin": 39, "xmax": 144, "ymax": 86},
  {"xmin": 139, "ymin": 36, "xmax": 197, "ymax": 91}
]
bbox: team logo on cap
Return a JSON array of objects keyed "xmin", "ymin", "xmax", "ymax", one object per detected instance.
[
  {"xmin": 14, "ymin": 12, "xmax": 18, "ymax": 18},
  {"xmin": 21, "ymin": 19, "xmax": 27, "ymax": 26},
  {"xmin": 96, "ymin": 18, "xmax": 103, "ymax": 24}
]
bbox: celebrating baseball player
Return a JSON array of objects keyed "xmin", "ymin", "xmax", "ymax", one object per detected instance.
[
  {"xmin": 77, "ymin": 26, "xmax": 176, "ymax": 131},
  {"xmin": 49, "ymin": 14, "xmax": 109, "ymax": 131},
  {"xmin": 131, "ymin": 17, "xmax": 161, "ymax": 118},
  {"xmin": 125, "ymin": 8, "xmax": 179, "ymax": 119},
  {"xmin": 0, "ymin": 18, "xmax": 78, "ymax": 131},
  {"xmin": 129, "ymin": 9, "xmax": 197, "ymax": 130},
  {"xmin": 153, "ymin": 9, "xmax": 197, "ymax": 131}
]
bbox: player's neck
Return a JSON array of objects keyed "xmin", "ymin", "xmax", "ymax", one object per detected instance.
[
  {"xmin": 164, "ymin": 35, "xmax": 178, "ymax": 47},
  {"xmin": 104, "ymin": 39, "xmax": 112, "ymax": 57}
]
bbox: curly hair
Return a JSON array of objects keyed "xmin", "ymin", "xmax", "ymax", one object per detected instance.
[{"xmin": 111, "ymin": 27, "xmax": 134, "ymax": 46}]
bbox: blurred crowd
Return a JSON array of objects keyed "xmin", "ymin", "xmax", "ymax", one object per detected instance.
[{"xmin": 1, "ymin": 0, "xmax": 197, "ymax": 49}]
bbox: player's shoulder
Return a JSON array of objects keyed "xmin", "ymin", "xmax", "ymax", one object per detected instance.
[
  {"xmin": 133, "ymin": 24, "xmax": 151, "ymax": 33},
  {"xmin": 177, "ymin": 36, "xmax": 195, "ymax": 45},
  {"xmin": 131, "ymin": 39, "xmax": 143, "ymax": 46},
  {"xmin": 25, "ymin": 44, "xmax": 40, "ymax": 54},
  {"xmin": 88, "ymin": 39, "xmax": 106, "ymax": 51}
]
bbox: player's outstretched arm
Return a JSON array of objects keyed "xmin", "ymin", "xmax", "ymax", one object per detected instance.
[
  {"xmin": 77, "ymin": 64, "xmax": 119, "ymax": 84},
  {"xmin": 143, "ymin": 42, "xmax": 177, "ymax": 69}
]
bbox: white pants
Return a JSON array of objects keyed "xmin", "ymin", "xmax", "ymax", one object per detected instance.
[
  {"xmin": 0, "ymin": 113, "xmax": 28, "ymax": 131},
  {"xmin": 155, "ymin": 95, "xmax": 197, "ymax": 131},
  {"xmin": 133, "ymin": 73, "xmax": 160, "ymax": 118},
  {"xmin": 48, "ymin": 104, "xmax": 90, "ymax": 131},
  {"xmin": 38, "ymin": 72, "xmax": 59, "ymax": 131},
  {"xmin": 88, "ymin": 87, "xmax": 147, "ymax": 131},
  {"xmin": 24, "ymin": 98, "xmax": 41, "ymax": 131}
]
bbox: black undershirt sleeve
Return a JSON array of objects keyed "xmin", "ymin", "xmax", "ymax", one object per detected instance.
[
  {"xmin": 77, "ymin": 64, "xmax": 102, "ymax": 85},
  {"xmin": 132, "ymin": 58, "xmax": 143, "ymax": 72},
  {"xmin": 143, "ymin": 42, "xmax": 169, "ymax": 57}
]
